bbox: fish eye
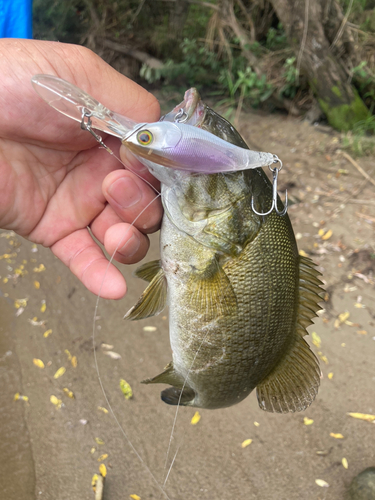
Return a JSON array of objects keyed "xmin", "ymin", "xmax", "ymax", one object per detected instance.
[{"xmin": 137, "ymin": 130, "xmax": 153, "ymax": 146}]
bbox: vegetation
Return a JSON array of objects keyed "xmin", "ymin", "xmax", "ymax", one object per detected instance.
[{"xmin": 33, "ymin": 0, "xmax": 375, "ymax": 140}]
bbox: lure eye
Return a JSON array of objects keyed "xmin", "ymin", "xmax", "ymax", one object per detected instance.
[{"xmin": 137, "ymin": 130, "xmax": 153, "ymax": 146}]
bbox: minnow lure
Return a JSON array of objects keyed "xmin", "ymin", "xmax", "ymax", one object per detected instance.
[{"xmin": 31, "ymin": 74, "xmax": 276, "ymax": 174}]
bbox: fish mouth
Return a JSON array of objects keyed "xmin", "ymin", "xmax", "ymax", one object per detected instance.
[{"xmin": 161, "ymin": 88, "xmax": 206, "ymax": 127}]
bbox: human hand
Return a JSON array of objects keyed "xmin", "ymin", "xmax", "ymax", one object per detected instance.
[{"xmin": 0, "ymin": 39, "xmax": 163, "ymax": 299}]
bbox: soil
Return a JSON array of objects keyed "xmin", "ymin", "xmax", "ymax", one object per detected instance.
[{"xmin": 0, "ymin": 106, "xmax": 375, "ymax": 500}]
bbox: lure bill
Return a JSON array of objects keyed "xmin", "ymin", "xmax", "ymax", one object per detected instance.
[{"xmin": 31, "ymin": 75, "xmax": 276, "ymax": 174}]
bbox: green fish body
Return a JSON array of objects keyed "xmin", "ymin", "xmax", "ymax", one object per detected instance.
[{"xmin": 125, "ymin": 90, "xmax": 323, "ymax": 412}]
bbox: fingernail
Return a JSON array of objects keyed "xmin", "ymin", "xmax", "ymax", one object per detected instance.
[
  {"xmin": 119, "ymin": 232, "xmax": 140, "ymax": 258},
  {"xmin": 108, "ymin": 177, "xmax": 142, "ymax": 208}
]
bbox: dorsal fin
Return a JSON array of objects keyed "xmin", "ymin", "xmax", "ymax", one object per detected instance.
[{"xmin": 255, "ymin": 256, "xmax": 324, "ymax": 413}]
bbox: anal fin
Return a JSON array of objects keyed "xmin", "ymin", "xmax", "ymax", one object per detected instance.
[
  {"xmin": 124, "ymin": 266, "xmax": 167, "ymax": 320},
  {"xmin": 256, "ymin": 335, "xmax": 320, "ymax": 413}
]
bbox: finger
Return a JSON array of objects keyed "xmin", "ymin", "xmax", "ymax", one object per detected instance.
[
  {"xmin": 51, "ymin": 228, "xmax": 126, "ymax": 300},
  {"xmin": 90, "ymin": 204, "xmax": 123, "ymax": 244},
  {"xmin": 120, "ymin": 145, "xmax": 161, "ymax": 191},
  {"xmin": 102, "ymin": 170, "xmax": 162, "ymax": 234},
  {"xmin": 104, "ymin": 222, "xmax": 150, "ymax": 265}
]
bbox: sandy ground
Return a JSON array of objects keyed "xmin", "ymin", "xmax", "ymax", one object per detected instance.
[{"xmin": 1, "ymin": 109, "xmax": 375, "ymax": 500}]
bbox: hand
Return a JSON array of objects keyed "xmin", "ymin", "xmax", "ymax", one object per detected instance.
[{"xmin": 0, "ymin": 39, "xmax": 163, "ymax": 299}]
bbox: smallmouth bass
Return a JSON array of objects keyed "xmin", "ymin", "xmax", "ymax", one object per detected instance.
[{"xmin": 124, "ymin": 89, "xmax": 323, "ymax": 412}]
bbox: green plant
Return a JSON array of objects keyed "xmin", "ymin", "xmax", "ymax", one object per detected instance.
[{"xmin": 279, "ymin": 57, "xmax": 299, "ymax": 99}]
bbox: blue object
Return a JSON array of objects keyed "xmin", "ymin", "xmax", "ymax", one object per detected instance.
[{"xmin": 0, "ymin": 0, "xmax": 33, "ymax": 38}]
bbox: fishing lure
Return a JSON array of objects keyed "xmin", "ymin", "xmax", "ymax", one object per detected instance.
[{"xmin": 32, "ymin": 74, "xmax": 276, "ymax": 174}]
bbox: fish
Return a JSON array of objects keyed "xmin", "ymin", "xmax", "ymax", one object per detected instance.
[{"xmin": 124, "ymin": 88, "xmax": 324, "ymax": 412}]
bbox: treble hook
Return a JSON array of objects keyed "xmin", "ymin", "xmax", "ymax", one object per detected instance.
[
  {"xmin": 80, "ymin": 107, "xmax": 114, "ymax": 154},
  {"xmin": 251, "ymin": 155, "xmax": 288, "ymax": 216}
]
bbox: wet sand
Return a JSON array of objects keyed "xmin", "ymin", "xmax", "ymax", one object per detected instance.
[{"xmin": 1, "ymin": 112, "xmax": 375, "ymax": 500}]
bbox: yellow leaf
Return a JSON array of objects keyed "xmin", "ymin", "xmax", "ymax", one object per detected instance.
[
  {"xmin": 64, "ymin": 349, "xmax": 72, "ymax": 360},
  {"xmin": 241, "ymin": 439, "xmax": 252, "ymax": 448},
  {"xmin": 328, "ymin": 372, "xmax": 334, "ymax": 380},
  {"xmin": 90, "ymin": 447, "xmax": 96, "ymax": 454},
  {"xmin": 50, "ymin": 395, "xmax": 62, "ymax": 408},
  {"xmin": 43, "ymin": 329, "xmax": 52, "ymax": 338},
  {"xmin": 120, "ymin": 379, "xmax": 133, "ymax": 399},
  {"xmin": 33, "ymin": 264, "xmax": 46, "ymax": 272},
  {"xmin": 330, "ymin": 433, "xmax": 344, "ymax": 439},
  {"xmin": 357, "ymin": 330, "xmax": 367, "ymax": 335},
  {"xmin": 33, "ymin": 358, "xmax": 45, "ymax": 369},
  {"xmin": 254, "ymin": 421, "xmax": 260, "ymax": 427},
  {"xmin": 14, "ymin": 393, "xmax": 20, "ymax": 401},
  {"xmin": 304, "ymin": 417, "xmax": 314, "ymax": 426},
  {"xmin": 318, "ymin": 229, "xmax": 325, "ymax": 237},
  {"xmin": 347, "ymin": 412, "xmax": 375, "ymax": 422},
  {"xmin": 190, "ymin": 411, "xmax": 201, "ymax": 425},
  {"xmin": 315, "ymin": 479, "xmax": 329, "ymax": 487},
  {"xmin": 311, "ymin": 332, "xmax": 321, "ymax": 349},
  {"xmin": 53, "ymin": 367, "xmax": 66, "ymax": 379},
  {"xmin": 130, "ymin": 495, "xmax": 141, "ymax": 500},
  {"xmin": 99, "ymin": 463, "xmax": 107, "ymax": 478},
  {"xmin": 338, "ymin": 311, "xmax": 350, "ymax": 323},
  {"xmin": 3, "ymin": 277, "xmax": 8, "ymax": 283},
  {"xmin": 299, "ymin": 250, "xmax": 308, "ymax": 257},
  {"xmin": 40, "ymin": 301, "xmax": 46, "ymax": 313},
  {"xmin": 317, "ymin": 352, "xmax": 328, "ymax": 364},
  {"xmin": 97, "ymin": 454, "xmax": 108, "ymax": 462},
  {"xmin": 98, "ymin": 406, "xmax": 109, "ymax": 414},
  {"xmin": 95, "ymin": 437, "xmax": 105, "ymax": 445},
  {"xmin": 71, "ymin": 356, "xmax": 77, "ymax": 368},
  {"xmin": 322, "ymin": 229, "xmax": 333, "ymax": 240},
  {"xmin": 63, "ymin": 388, "xmax": 74, "ymax": 399},
  {"xmin": 354, "ymin": 302, "xmax": 365, "ymax": 308},
  {"xmin": 91, "ymin": 474, "xmax": 98, "ymax": 491},
  {"xmin": 342, "ymin": 458, "xmax": 348, "ymax": 469},
  {"xmin": 34, "ymin": 281, "xmax": 40, "ymax": 289}
]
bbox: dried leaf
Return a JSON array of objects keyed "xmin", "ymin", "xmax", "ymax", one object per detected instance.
[
  {"xmin": 143, "ymin": 326, "xmax": 157, "ymax": 332},
  {"xmin": 354, "ymin": 302, "xmax": 365, "ymax": 308},
  {"xmin": 53, "ymin": 367, "xmax": 66, "ymax": 379},
  {"xmin": 34, "ymin": 281, "xmax": 40, "ymax": 289},
  {"xmin": 311, "ymin": 332, "xmax": 321, "ymax": 349},
  {"xmin": 99, "ymin": 463, "xmax": 107, "ymax": 478},
  {"xmin": 71, "ymin": 356, "xmax": 77, "ymax": 368},
  {"xmin": 98, "ymin": 406, "xmax": 109, "ymax": 414},
  {"xmin": 299, "ymin": 250, "xmax": 308, "ymax": 257},
  {"xmin": 104, "ymin": 351, "xmax": 121, "ymax": 360},
  {"xmin": 241, "ymin": 439, "xmax": 252, "ymax": 448},
  {"xmin": 254, "ymin": 421, "xmax": 260, "ymax": 427},
  {"xmin": 129, "ymin": 495, "xmax": 141, "ymax": 500},
  {"xmin": 328, "ymin": 372, "xmax": 334, "ymax": 380},
  {"xmin": 304, "ymin": 417, "xmax": 314, "ymax": 426},
  {"xmin": 191, "ymin": 411, "xmax": 201, "ymax": 425},
  {"xmin": 338, "ymin": 312, "xmax": 350, "ymax": 323},
  {"xmin": 342, "ymin": 458, "xmax": 348, "ymax": 469},
  {"xmin": 357, "ymin": 330, "xmax": 368, "ymax": 335},
  {"xmin": 330, "ymin": 433, "xmax": 344, "ymax": 439},
  {"xmin": 14, "ymin": 298, "xmax": 28, "ymax": 309},
  {"xmin": 40, "ymin": 301, "xmax": 46, "ymax": 313},
  {"xmin": 33, "ymin": 358, "xmax": 45, "ymax": 369},
  {"xmin": 315, "ymin": 479, "xmax": 329, "ymax": 487},
  {"xmin": 64, "ymin": 349, "xmax": 72, "ymax": 360},
  {"xmin": 95, "ymin": 437, "xmax": 105, "ymax": 445},
  {"xmin": 90, "ymin": 447, "xmax": 96, "ymax": 454},
  {"xmin": 120, "ymin": 379, "xmax": 133, "ymax": 399},
  {"xmin": 43, "ymin": 329, "xmax": 52, "ymax": 338},
  {"xmin": 347, "ymin": 412, "xmax": 375, "ymax": 423},
  {"xmin": 14, "ymin": 392, "xmax": 29, "ymax": 402},
  {"xmin": 101, "ymin": 344, "xmax": 114, "ymax": 350},
  {"xmin": 97, "ymin": 454, "xmax": 108, "ymax": 462}
]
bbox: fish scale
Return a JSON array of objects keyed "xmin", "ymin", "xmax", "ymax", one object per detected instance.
[{"xmin": 125, "ymin": 89, "xmax": 323, "ymax": 412}]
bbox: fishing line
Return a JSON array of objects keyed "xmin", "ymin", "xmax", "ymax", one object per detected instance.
[{"xmin": 90, "ymin": 139, "xmax": 174, "ymax": 500}]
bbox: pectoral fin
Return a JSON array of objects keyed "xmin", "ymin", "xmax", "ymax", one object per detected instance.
[
  {"xmin": 124, "ymin": 266, "xmax": 167, "ymax": 320},
  {"xmin": 187, "ymin": 259, "xmax": 237, "ymax": 320},
  {"xmin": 256, "ymin": 334, "xmax": 321, "ymax": 413},
  {"xmin": 134, "ymin": 260, "xmax": 162, "ymax": 282}
]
